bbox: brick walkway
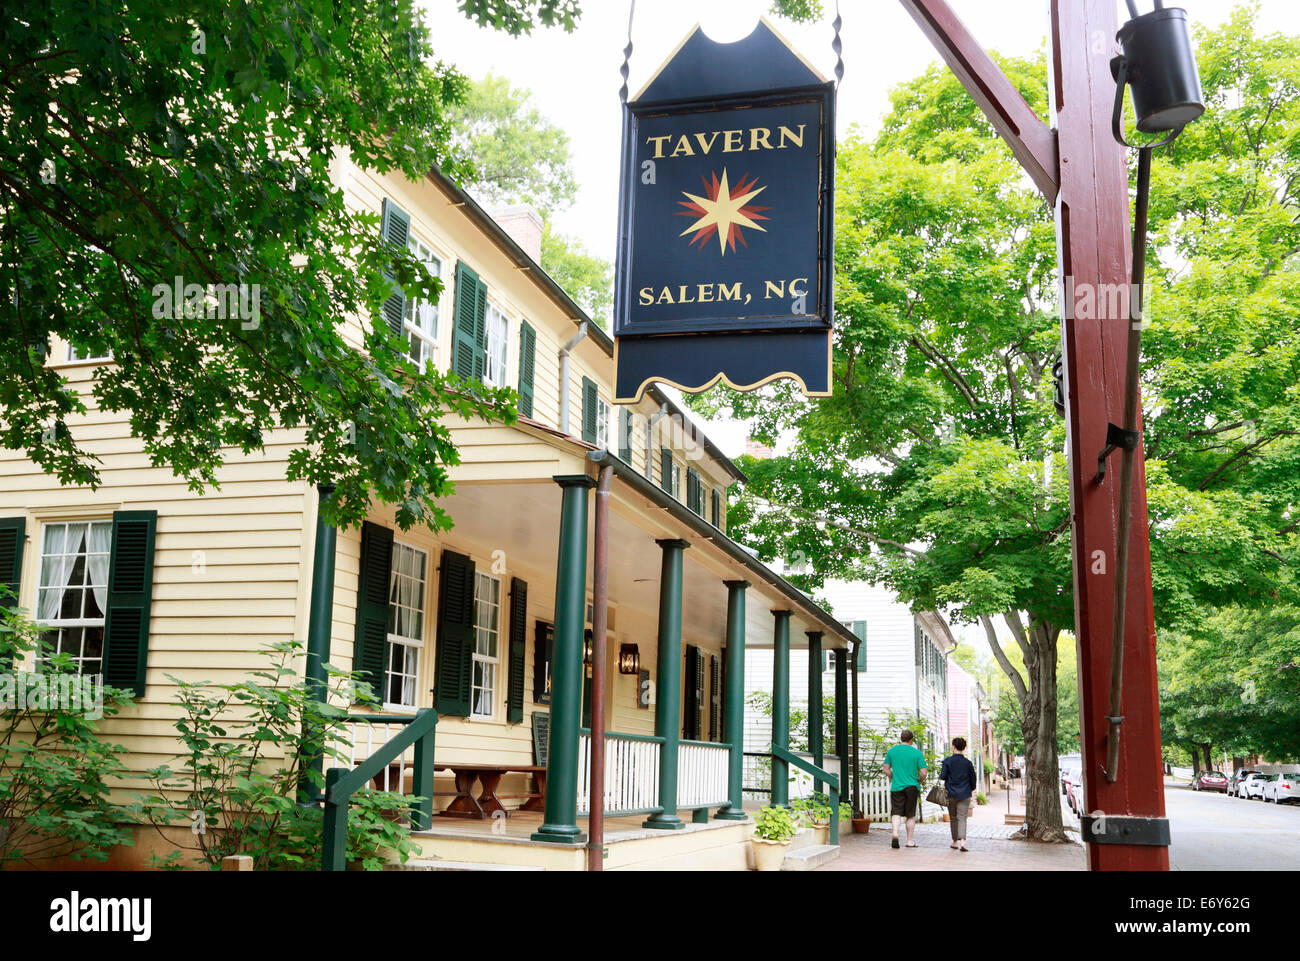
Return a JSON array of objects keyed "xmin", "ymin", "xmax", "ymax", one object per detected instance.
[{"xmin": 816, "ymin": 783, "xmax": 1085, "ymax": 872}]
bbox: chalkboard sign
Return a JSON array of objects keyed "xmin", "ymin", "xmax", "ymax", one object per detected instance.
[{"xmin": 531, "ymin": 711, "xmax": 549, "ymax": 767}]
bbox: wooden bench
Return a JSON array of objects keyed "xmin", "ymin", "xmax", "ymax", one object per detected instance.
[{"xmin": 435, "ymin": 763, "xmax": 547, "ymax": 819}]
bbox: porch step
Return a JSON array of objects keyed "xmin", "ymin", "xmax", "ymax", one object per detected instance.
[
  {"xmin": 384, "ymin": 858, "xmax": 545, "ymax": 871},
  {"xmin": 780, "ymin": 844, "xmax": 840, "ymax": 871}
]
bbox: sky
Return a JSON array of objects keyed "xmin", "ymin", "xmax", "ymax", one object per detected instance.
[{"xmin": 422, "ymin": 0, "xmax": 1300, "ymax": 459}]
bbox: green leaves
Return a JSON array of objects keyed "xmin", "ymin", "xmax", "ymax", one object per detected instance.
[{"xmin": 0, "ymin": 0, "xmax": 518, "ymax": 532}]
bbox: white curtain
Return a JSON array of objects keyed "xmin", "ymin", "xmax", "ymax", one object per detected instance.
[
  {"xmin": 38, "ymin": 523, "xmax": 83, "ymax": 621},
  {"xmin": 86, "ymin": 522, "xmax": 111, "ymax": 616}
]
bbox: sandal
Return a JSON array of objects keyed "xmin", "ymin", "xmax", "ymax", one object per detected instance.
[{"xmin": 905, "ymin": 842, "xmax": 918, "ymax": 848}]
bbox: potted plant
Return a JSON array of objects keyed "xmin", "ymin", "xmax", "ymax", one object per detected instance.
[{"xmin": 751, "ymin": 805, "xmax": 800, "ymax": 871}]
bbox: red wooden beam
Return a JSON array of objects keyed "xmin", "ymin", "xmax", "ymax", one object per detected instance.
[
  {"xmin": 901, "ymin": 0, "xmax": 1168, "ymax": 869},
  {"xmin": 897, "ymin": 0, "xmax": 1060, "ymax": 203},
  {"xmin": 1049, "ymin": 0, "xmax": 1166, "ymax": 871}
]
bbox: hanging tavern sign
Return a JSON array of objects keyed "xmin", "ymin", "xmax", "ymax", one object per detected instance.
[{"xmin": 613, "ymin": 19, "xmax": 836, "ymax": 403}]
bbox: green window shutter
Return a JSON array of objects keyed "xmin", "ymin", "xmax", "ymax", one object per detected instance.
[
  {"xmin": 517, "ymin": 322, "xmax": 536, "ymax": 419},
  {"xmin": 709, "ymin": 653, "xmax": 720, "ymax": 742},
  {"xmin": 581, "ymin": 376, "xmax": 598, "ymax": 445},
  {"xmin": 617, "ymin": 408, "xmax": 632, "ymax": 462},
  {"xmin": 102, "ymin": 510, "xmax": 157, "ymax": 697},
  {"xmin": 660, "ymin": 449, "xmax": 673, "ymax": 494},
  {"xmin": 380, "ymin": 198, "xmax": 411, "ymax": 340},
  {"xmin": 435, "ymin": 549, "xmax": 476, "ymax": 717},
  {"xmin": 711, "ymin": 489, "xmax": 721, "ymax": 527},
  {"xmin": 533, "ymin": 620, "xmax": 553, "ymax": 703},
  {"xmin": 452, "ymin": 261, "xmax": 487, "ymax": 384},
  {"xmin": 685, "ymin": 468, "xmax": 698, "ymax": 514},
  {"xmin": 682, "ymin": 644, "xmax": 704, "ymax": 740},
  {"xmin": 352, "ymin": 521, "xmax": 393, "ymax": 704},
  {"xmin": 506, "ymin": 577, "xmax": 528, "ymax": 724},
  {"xmin": 0, "ymin": 517, "xmax": 26, "ymax": 671}
]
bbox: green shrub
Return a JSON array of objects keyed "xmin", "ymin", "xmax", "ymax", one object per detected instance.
[
  {"xmin": 131, "ymin": 641, "xmax": 419, "ymax": 870},
  {"xmin": 0, "ymin": 602, "xmax": 135, "ymax": 867}
]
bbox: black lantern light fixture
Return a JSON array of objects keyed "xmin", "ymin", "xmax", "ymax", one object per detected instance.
[
  {"xmin": 618, "ymin": 643, "xmax": 640, "ymax": 676},
  {"xmin": 1099, "ymin": 1, "xmax": 1206, "ymax": 785}
]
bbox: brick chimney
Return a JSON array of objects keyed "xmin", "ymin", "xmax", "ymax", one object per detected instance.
[
  {"xmin": 491, "ymin": 204, "xmax": 543, "ymax": 264},
  {"xmin": 745, "ymin": 438, "xmax": 775, "ymax": 459}
]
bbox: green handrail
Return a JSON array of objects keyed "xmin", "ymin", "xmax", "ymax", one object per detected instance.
[
  {"xmin": 771, "ymin": 743, "xmax": 841, "ymax": 845},
  {"xmin": 321, "ymin": 707, "xmax": 438, "ymax": 871}
]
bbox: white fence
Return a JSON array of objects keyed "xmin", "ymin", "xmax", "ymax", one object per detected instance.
[
  {"xmin": 577, "ymin": 732, "xmax": 663, "ymax": 815},
  {"xmin": 677, "ymin": 741, "xmax": 730, "ymax": 808},
  {"xmin": 859, "ymin": 777, "xmax": 892, "ymax": 820}
]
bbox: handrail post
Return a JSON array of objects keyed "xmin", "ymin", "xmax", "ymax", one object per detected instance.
[
  {"xmin": 807, "ymin": 631, "xmax": 824, "ymax": 793},
  {"xmin": 411, "ymin": 708, "xmax": 436, "ymax": 831},
  {"xmin": 321, "ymin": 767, "xmax": 347, "ymax": 871}
]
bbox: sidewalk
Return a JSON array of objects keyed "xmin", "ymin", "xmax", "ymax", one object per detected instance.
[{"xmin": 817, "ymin": 781, "xmax": 1085, "ymax": 872}]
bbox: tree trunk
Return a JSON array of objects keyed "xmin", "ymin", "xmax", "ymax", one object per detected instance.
[
  {"xmin": 1202, "ymin": 744, "xmax": 1213, "ymax": 773},
  {"xmin": 1190, "ymin": 748, "xmax": 1201, "ymax": 775},
  {"xmin": 981, "ymin": 612, "xmax": 1068, "ymax": 843}
]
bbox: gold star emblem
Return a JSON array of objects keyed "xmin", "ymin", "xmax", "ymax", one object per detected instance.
[{"xmin": 676, "ymin": 169, "xmax": 771, "ymax": 255}]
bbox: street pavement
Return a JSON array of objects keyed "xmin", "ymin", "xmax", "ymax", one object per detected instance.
[
  {"xmin": 817, "ymin": 783, "xmax": 1086, "ymax": 872},
  {"xmin": 815, "ymin": 777, "xmax": 1300, "ymax": 871},
  {"xmin": 1164, "ymin": 779, "xmax": 1300, "ymax": 871}
]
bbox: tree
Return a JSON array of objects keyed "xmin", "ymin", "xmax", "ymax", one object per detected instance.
[
  {"xmin": 542, "ymin": 224, "xmax": 613, "ymax": 327},
  {"xmin": 444, "ymin": 72, "xmax": 578, "ymax": 218},
  {"xmin": 696, "ymin": 8, "xmax": 1299, "ymax": 841},
  {"xmin": 0, "ymin": 0, "xmax": 589, "ymax": 531}
]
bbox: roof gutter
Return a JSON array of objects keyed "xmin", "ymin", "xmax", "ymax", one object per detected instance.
[{"xmin": 586, "ymin": 449, "xmax": 854, "ymax": 650}]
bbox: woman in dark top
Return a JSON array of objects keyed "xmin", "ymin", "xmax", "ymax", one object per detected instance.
[{"xmin": 939, "ymin": 737, "xmax": 978, "ymax": 851}]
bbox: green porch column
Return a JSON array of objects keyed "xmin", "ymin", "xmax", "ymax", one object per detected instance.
[
  {"xmin": 532, "ymin": 475, "xmax": 595, "ymax": 845},
  {"xmin": 643, "ymin": 538, "xmax": 690, "ymax": 830},
  {"xmin": 715, "ymin": 580, "xmax": 749, "ymax": 821},
  {"xmin": 835, "ymin": 647, "xmax": 850, "ymax": 807},
  {"xmin": 808, "ymin": 631, "xmax": 824, "ymax": 792},
  {"xmin": 771, "ymin": 609, "xmax": 792, "ymax": 807},
  {"xmin": 300, "ymin": 483, "xmax": 336, "ymax": 803}
]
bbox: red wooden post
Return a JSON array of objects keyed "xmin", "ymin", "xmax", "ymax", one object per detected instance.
[
  {"xmin": 1048, "ymin": 0, "xmax": 1166, "ymax": 871},
  {"xmin": 900, "ymin": 0, "xmax": 1168, "ymax": 869}
]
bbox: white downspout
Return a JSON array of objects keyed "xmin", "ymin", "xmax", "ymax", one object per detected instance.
[{"xmin": 558, "ymin": 321, "xmax": 588, "ymax": 436}]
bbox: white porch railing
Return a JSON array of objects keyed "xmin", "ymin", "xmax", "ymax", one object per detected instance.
[
  {"xmin": 337, "ymin": 715, "xmax": 419, "ymax": 794},
  {"xmin": 577, "ymin": 731, "xmax": 663, "ymax": 816},
  {"xmin": 677, "ymin": 740, "xmax": 730, "ymax": 808}
]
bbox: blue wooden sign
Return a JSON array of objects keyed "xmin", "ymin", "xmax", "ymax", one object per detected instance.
[{"xmin": 613, "ymin": 19, "xmax": 835, "ymax": 403}]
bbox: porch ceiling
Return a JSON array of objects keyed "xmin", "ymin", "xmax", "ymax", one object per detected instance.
[{"xmin": 441, "ymin": 479, "xmax": 846, "ymax": 651}]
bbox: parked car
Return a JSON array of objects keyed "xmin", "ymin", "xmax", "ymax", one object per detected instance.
[
  {"xmin": 1264, "ymin": 774, "xmax": 1300, "ymax": 805},
  {"xmin": 1241, "ymin": 773, "xmax": 1273, "ymax": 800},
  {"xmin": 1191, "ymin": 771, "xmax": 1229, "ymax": 792},
  {"xmin": 1062, "ymin": 763, "xmax": 1083, "ymax": 813},
  {"xmin": 1060, "ymin": 755, "xmax": 1081, "ymax": 795},
  {"xmin": 1228, "ymin": 768, "xmax": 1258, "ymax": 797}
]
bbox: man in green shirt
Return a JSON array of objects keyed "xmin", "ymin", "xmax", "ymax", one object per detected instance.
[{"xmin": 882, "ymin": 729, "xmax": 928, "ymax": 849}]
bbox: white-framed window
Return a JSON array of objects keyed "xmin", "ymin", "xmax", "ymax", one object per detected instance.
[
  {"xmin": 385, "ymin": 541, "xmax": 428, "ymax": 709},
  {"xmin": 403, "ymin": 238, "xmax": 441, "ymax": 373},
  {"xmin": 671, "ymin": 462, "xmax": 682, "ymax": 499},
  {"xmin": 35, "ymin": 520, "xmax": 112, "ymax": 675},
  {"xmin": 484, "ymin": 302, "xmax": 509, "ymax": 388},
  {"xmin": 472, "ymin": 571, "xmax": 501, "ymax": 718},
  {"xmin": 65, "ymin": 343, "xmax": 112, "ymax": 363},
  {"xmin": 595, "ymin": 397, "xmax": 611, "ymax": 450}
]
